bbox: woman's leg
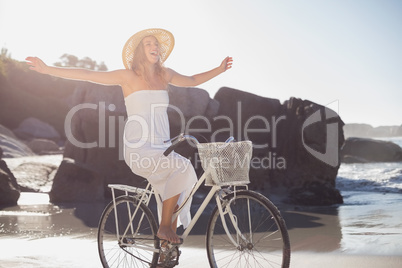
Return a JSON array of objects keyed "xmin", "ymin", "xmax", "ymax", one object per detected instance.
[
  {"xmin": 157, "ymin": 194, "xmax": 181, "ymax": 243},
  {"xmin": 158, "ymin": 203, "xmax": 180, "ymax": 265},
  {"xmin": 171, "ymin": 204, "xmax": 179, "ymax": 233}
]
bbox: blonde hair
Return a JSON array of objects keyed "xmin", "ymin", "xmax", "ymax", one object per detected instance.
[{"xmin": 131, "ymin": 36, "xmax": 167, "ymax": 89}]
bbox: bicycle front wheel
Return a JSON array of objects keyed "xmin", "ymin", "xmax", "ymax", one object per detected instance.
[
  {"xmin": 206, "ymin": 190, "xmax": 291, "ymax": 268},
  {"xmin": 97, "ymin": 195, "xmax": 159, "ymax": 268}
]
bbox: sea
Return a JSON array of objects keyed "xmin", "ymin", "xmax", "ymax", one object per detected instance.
[
  {"xmin": 335, "ymin": 137, "xmax": 402, "ymax": 256},
  {"xmin": 336, "ymin": 137, "xmax": 402, "ymax": 196}
]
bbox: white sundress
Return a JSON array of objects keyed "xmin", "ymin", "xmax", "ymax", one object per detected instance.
[{"xmin": 123, "ymin": 89, "xmax": 197, "ymax": 228}]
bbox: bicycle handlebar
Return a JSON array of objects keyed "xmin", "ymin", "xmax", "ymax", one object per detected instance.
[
  {"xmin": 163, "ymin": 133, "xmax": 235, "ymax": 156},
  {"xmin": 163, "ymin": 134, "xmax": 198, "ymax": 156}
]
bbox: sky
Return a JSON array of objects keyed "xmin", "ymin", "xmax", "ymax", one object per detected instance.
[{"xmin": 1, "ymin": 0, "xmax": 401, "ymax": 127}]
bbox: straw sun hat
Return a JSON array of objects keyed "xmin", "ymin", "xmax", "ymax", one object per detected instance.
[{"xmin": 122, "ymin": 28, "xmax": 175, "ymax": 69}]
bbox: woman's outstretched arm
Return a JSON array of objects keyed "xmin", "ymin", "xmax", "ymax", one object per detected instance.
[
  {"xmin": 167, "ymin": 56, "xmax": 233, "ymax": 87},
  {"xmin": 25, "ymin": 57, "xmax": 130, "ymax": 86}
]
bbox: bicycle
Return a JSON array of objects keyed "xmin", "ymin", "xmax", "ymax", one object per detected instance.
[{"xmin": 97, "ymin": 134, "xmax": 291, "ymax": 268}]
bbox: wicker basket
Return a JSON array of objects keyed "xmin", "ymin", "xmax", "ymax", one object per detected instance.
[{"xmin": 197, "ymin": 141, "xmax": 252, "ymax": 186}]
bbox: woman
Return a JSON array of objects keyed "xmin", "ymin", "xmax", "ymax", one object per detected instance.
[{"xmin": 26, "ymin": 28, "xmax": 232, "ymax": 244}]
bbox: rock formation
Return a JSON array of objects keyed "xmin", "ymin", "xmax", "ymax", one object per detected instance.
[
  {"xmin": 341, "ymin": 137, "xmax": 402, "ymax": 163},
  {"xmin": 0, "ymin": 56, "xmax": 364, "ymax": 206},
  {"xmin": 50, "ymin": 82, "xmax": 136, "ymax": 202},
  {"xmin": 0, "ymin": 127, "xmax": 35, "ymax": 158},
  {"xmin": 13, "ymin": 117, "xmax": 61, "ymax": 141},
  {"xmin": 212, "ymin": 88, "xmax": 344, "ymax": 205},
  {"xmin": 0, "ymin": 148, "xmax": 20, "ymax": 206},
  {"xmin": 49, "ymin": 84, "xmax": 345, "ymax": 205}
]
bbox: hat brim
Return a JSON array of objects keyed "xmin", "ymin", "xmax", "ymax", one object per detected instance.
[{"xmin": 122, "ymin": 28, "xmax": 175, "ymax": 70}]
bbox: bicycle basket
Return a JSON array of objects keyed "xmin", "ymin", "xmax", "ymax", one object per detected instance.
[{"xmin": 197, "ymin": 141, "xmax": 252, "ymax": 186}]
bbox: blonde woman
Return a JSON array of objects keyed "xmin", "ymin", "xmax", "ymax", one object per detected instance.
[{"xmin": 26, "ymin": 28, "xmax": 232, "ymax": 244}]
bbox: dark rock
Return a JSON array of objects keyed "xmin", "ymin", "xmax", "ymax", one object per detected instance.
[
  {"xmin": 58, "ymin": 83, "xmax": 156, "ymax": 200},
  {"xmin": 288, "ymin": 182, "xmax": 344, "ymax": 206},
  {"xmin": 12, "ymin": 162, "xmax": 57, "ymax": 192},
  {"xmin": 56, "ymin": 83, "xmax": 219, "ymax": 202},
  {"xmin": 212, "ymin": 90, "xmax": 344, "ymax": 205},
  {"xmin": 27, "ymin": 139, "xmax": 61, "ymax": 155},
  {"xmin": 211, "ymin": 87, "xmax": 283, "ymax": 191},
  {"xmin": 168, "ymin": 85, "xmax": 219, "ymax": 129},
  {"xmin": 341, "ymin": 155, "xmax": 369, "ymax": 163},
  {"xmin": 47, "ymin": 84, "xmax": 345, "ymax": 206},
  {"xmin": 213, "ymin": 87, "xmax": 282, "ymax": 143},
  {"xmin": 62, "ymin": 82, "xmax": 136, "ymax": 194},
  {"xmin": 273, "ymin": 97, "xmax": 344, "ymax": 205},
  {"xmin": 0, "ymin": 149, "xmax": 20, "ymax": 190},
  {"xmin": 13, "ymin": 117, "xmax": 61, "ymax": 141},
  {"xmin": 167, "ymin": 86, "xmax": 220, "ymax": 164},
  {"xmin": 0, "ymin": 149, "xmax": 20, "ymax": 206},
  {"xmin": 0, "ymin": 169, "xmax": 20, "ymax": 206},
  {"xmin": 49, "ymin": 158, "xmax": 104, "ymax": 202},
  {"xmin": 0, "ymin": 131, "xmax": 34, "ymax": 158},
  {"xmin": 341, "ymin": 137, "xmax": 402, "ymax": 163}
]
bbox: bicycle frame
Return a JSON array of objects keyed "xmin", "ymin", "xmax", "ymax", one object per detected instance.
[
  {"xmin": 106, "ymin": 133, "xmax": 251, "ymax": 257},
  {"xmin": 109, "ymin": 183, "xmax": 156, "ymax": 250},
  {"xmin": 108, "ymin": 167, "xmax": 249, "ymax": 253},
  {"xmin": 100, "ymin": 133, "xmax": 290, "ymax": 268}
]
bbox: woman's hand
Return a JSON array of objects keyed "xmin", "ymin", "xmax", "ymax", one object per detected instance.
[
  {"xmin": 220, "ymin": 56, "xmax": 233, "ymax": 72},
  {"xmin": 25, "ymin": 57, "xmax": 48, "ymax": 74}
]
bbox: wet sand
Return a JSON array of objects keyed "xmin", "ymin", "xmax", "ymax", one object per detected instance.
[
  {"xmin": 1, "ymin": 192, "xmax": 402, "ymax": 267},
  {"xmin": 2, "ymin": 235, "xmax": 402, "ymax": 268}
]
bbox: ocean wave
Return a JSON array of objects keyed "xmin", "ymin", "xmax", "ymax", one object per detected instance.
[{"xmin": 337, "ymin": 162, "xmax": 402, "ymax": 193}]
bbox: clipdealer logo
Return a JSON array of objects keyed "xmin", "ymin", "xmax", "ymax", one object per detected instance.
[
  {"xmin": 64, "ymin": 100, "xmax": 341, "ymax": 168},
  {"xmin": 301, "ymin": 101, "xmax": 340, "ymax": 167}
]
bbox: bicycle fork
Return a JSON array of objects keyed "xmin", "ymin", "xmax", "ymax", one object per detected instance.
[{"xmin": 215, "ymin": 191, "xmax": 252, "ymax": 250}]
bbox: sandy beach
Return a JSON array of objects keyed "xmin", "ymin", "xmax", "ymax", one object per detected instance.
[
  {"xmin": 1, "ymin": 191, "xmax": 402, "ymax": 267},
  {"xmin": 1, "ymin": 236, "xmax": 402, "ymax": 268}
]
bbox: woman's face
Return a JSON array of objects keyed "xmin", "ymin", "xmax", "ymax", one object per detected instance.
[{"xmin": 142, "ymin": 36, "xmax": 160, "ymax": 64}]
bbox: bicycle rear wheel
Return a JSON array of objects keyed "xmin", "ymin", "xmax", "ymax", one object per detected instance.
[
  {"xmin": 206, "ymin": 190, "xmax": 290, "ymax": 268},
  {"xmin": 97, "ymin": 195, "xmax": 159, "ymax": 268}
]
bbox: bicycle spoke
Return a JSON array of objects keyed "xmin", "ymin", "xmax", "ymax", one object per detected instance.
[
  {"xmin": 206, "ymin": 190, "xmax": 290, "ymax": 268},
  {"xmin": 98, "ymin": 196, "xmax": 159, "ymax": 268}
]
